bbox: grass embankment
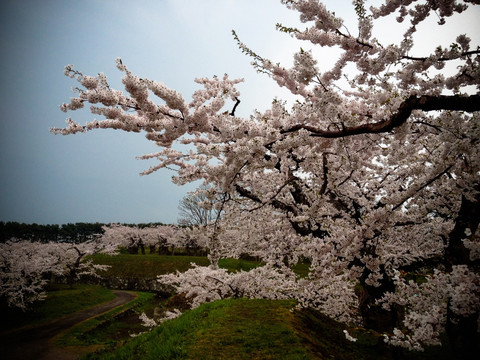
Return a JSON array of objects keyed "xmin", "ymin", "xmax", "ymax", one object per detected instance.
[
  {"xmin": 0, "ymin": 284, "xmax": 115, "ymax": 334},
  {"xmin": 84, "ymin": 297, "xmax": 458, "ymax": 360},
  {"xmin": 1, "ymin": 255, "xmax": 458, "ymax": 359},
  {"xmin": 85, "ymin": 298, "xmax": 313, "ymax": 360},
  {"xmin": 83, "ymin": 298, "xmax": 405, "ymax": 360}
]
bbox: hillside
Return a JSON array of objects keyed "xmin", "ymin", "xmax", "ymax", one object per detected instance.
[{"xmin": 83, "ymin": 297, "xmax": 454, "ymax": 360}]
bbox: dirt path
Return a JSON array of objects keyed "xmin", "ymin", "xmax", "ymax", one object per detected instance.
[{"xmin": 0, "ymin": 290, "xmax": 138, "ymax": 360}]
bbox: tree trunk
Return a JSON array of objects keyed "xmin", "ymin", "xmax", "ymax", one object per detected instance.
[
  {"xmin": 445, "ymin": 193, "xmax": 480, "ymax": 269},
  {"xmin": 446, "ymin": 299, "xmax": 479, "ymax": 358},
  {"xmin": 356, "ymin": 265, "xmax": 399, "ymax": 333},
  {"xmin": 149, "ymin": 245, "xmax": 156, "ymax": 254},
  {"xmin": 444, "ymin": 190, "xmax": 480, "ymax": 356},
  {"xmin": 127, "ymin": 245, "xmax": 138, "ymax": 254}
]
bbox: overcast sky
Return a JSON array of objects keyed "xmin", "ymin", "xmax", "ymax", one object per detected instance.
[{"xmin": 0, "ymin": 1, "xmax": 478, "ymax": 225}]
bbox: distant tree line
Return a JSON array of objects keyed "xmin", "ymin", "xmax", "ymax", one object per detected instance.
[{"xmin": 0, "ymin": 221, "xmax": 167, "ymax": 243}]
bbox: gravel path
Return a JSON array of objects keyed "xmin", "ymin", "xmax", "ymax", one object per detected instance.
[{"xmin": 0, "ymin": 290, "xmax": 138, "ymax": 360}]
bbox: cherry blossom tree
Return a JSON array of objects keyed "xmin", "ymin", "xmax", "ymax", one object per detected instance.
[
  {"xmin": 0, "ymin": 238, "xmax": 115, "ymax": 309},
  {"xmin": 52, "ymin": 0, "xmax": 480, "ymax": 352},
  {"xmin": 100, "ymin": 224, "xmax": 148, "ymax": 254},
  {"xmin": 56, "ymin": 238, "xmax": 115, "ymax": 287},
  {"xmin": 0, "ymin": 240, "xmax": 64, "ymax": 309}
]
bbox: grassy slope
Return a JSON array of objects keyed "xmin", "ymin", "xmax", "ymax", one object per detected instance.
[
  {"xmin": 84, "ymin": 298, "xmax": 459, "ymax": 360},
  {"xmin": 84, "ymin": 298, "xmax": 416, "ymax": 360},
  {"xmin": 85, "ymin": 298, "xmax": 313, "ymax": 360}
]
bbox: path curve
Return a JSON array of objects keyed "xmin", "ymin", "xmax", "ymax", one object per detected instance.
[{"xmin": 0, "ymin": 290, "xmax": 138, "ymax": 360}]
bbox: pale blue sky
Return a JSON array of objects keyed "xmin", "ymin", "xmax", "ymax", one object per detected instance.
[
  {"xmin": 1, "ymin": 1, "xmax": 478, "ymax": 225},
  {"xmin": 0, "ymin": 0, "xmax": 305, "ymax": 225}
]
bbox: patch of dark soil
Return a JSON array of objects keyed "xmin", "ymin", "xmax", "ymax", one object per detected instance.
[
  {"xmin": 164, "ymin": 292, "xmax": 192, "ymax": 312},
  {"xmin": 79, "ymin": 307, "xmax": 145, "ymax": 344}
]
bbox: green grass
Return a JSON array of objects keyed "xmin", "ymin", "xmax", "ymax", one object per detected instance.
[
  {"xmin": 217, "ymin": 258, "xmax": 262, "ymax": 272},
  {"xmin": 90, "ymin": 253, "xmax": 263, "ymax": 279},
  {"xmin": 90, "ymin": 254, "xmax": 210, "ymax": 279},
  {"xmin": 0, "ymin": 284, "xmax": 115, "ymax": 333},
  {"xmin": 91, "ymin": 253, "xmax": 309, "ymax": 278},
  {"xmin": 83, "ymin": 297, "xmax": 459, "ymax": 360},
  {"xmin": 84, "ymin": 298, "xmax": 313, "ymax": 360},
  {"xmin": 185, "ymin": 299, "xmax": 310, "ymax": 360},
  {"xmin": 291, "ymin": 262, "xmax": 311, "ymax": 278}
]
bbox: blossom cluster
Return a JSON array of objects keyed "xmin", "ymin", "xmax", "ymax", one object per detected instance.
[{"xmin": 378, "ymin": 266, "xmax": 480, "ymax": 350}]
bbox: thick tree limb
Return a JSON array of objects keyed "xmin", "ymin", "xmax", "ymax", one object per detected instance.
[{"xmin": 282, "ymin": 94, "xmax": 480, "ymax": 138}]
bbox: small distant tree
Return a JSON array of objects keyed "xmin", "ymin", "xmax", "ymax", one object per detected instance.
[
  {"xmin": 178, "ymin": 186, "xmax": 220, "ymax": 227},
  {"xmin": 58, "ymin": 239, "xmax": 113, "ymax": 287}
]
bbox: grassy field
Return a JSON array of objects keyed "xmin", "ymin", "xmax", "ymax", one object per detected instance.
[
  {"xmin": 91, "ymin": 252, "xmax": 310, "ymax": 279},
  {"xmin": 90, "ymin": 253, "xmax": 264, "ymax": 279}
]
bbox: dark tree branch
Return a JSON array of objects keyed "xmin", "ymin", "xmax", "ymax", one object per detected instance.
[
  {"xmin": 282, "ymin": 94, "xmax": 480, "ymax": 139},
  {"xmin": 402, "ymin": 49, "xmax": 480, "ymax": 62},
  {"xmin": 445, "ymin": 185, "xmax": 480, "ymax": 269},
  {"xmin": 391, "ymin": 164, "xmax": 454, "ymax": 211},
  {"xmin": 320, "ymin": 153, "xmax": 329, "ymax": 195},
  {"xmin": 235, "ymin": 184, "xmax": 262, "ymax": 203},
  {"xmin": 235, "ymin": 183, "xmax": 329, "ymax": 238},
  {"xmin": 230, "ymin": 97, "xmax": 241, "ymax": 116},
  {"xmin": 248, "ymin": 177, "xmax": 295, "ymax": 212}
]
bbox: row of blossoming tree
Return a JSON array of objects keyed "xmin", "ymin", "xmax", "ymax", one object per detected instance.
[
  {"xmin": 100, "ymin": 223, "xmax": 207, "ymax": 255},
  {"xmin": 0, "ymin": 238, "xmax": 115, "ymax": 310},
  {"xmin": 0, "ymin": 224, "xmax": 200, "ymax": 310},
  {"xmin": 51, "ymin": 0, "xmax": 479, "ymax": 353}
]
